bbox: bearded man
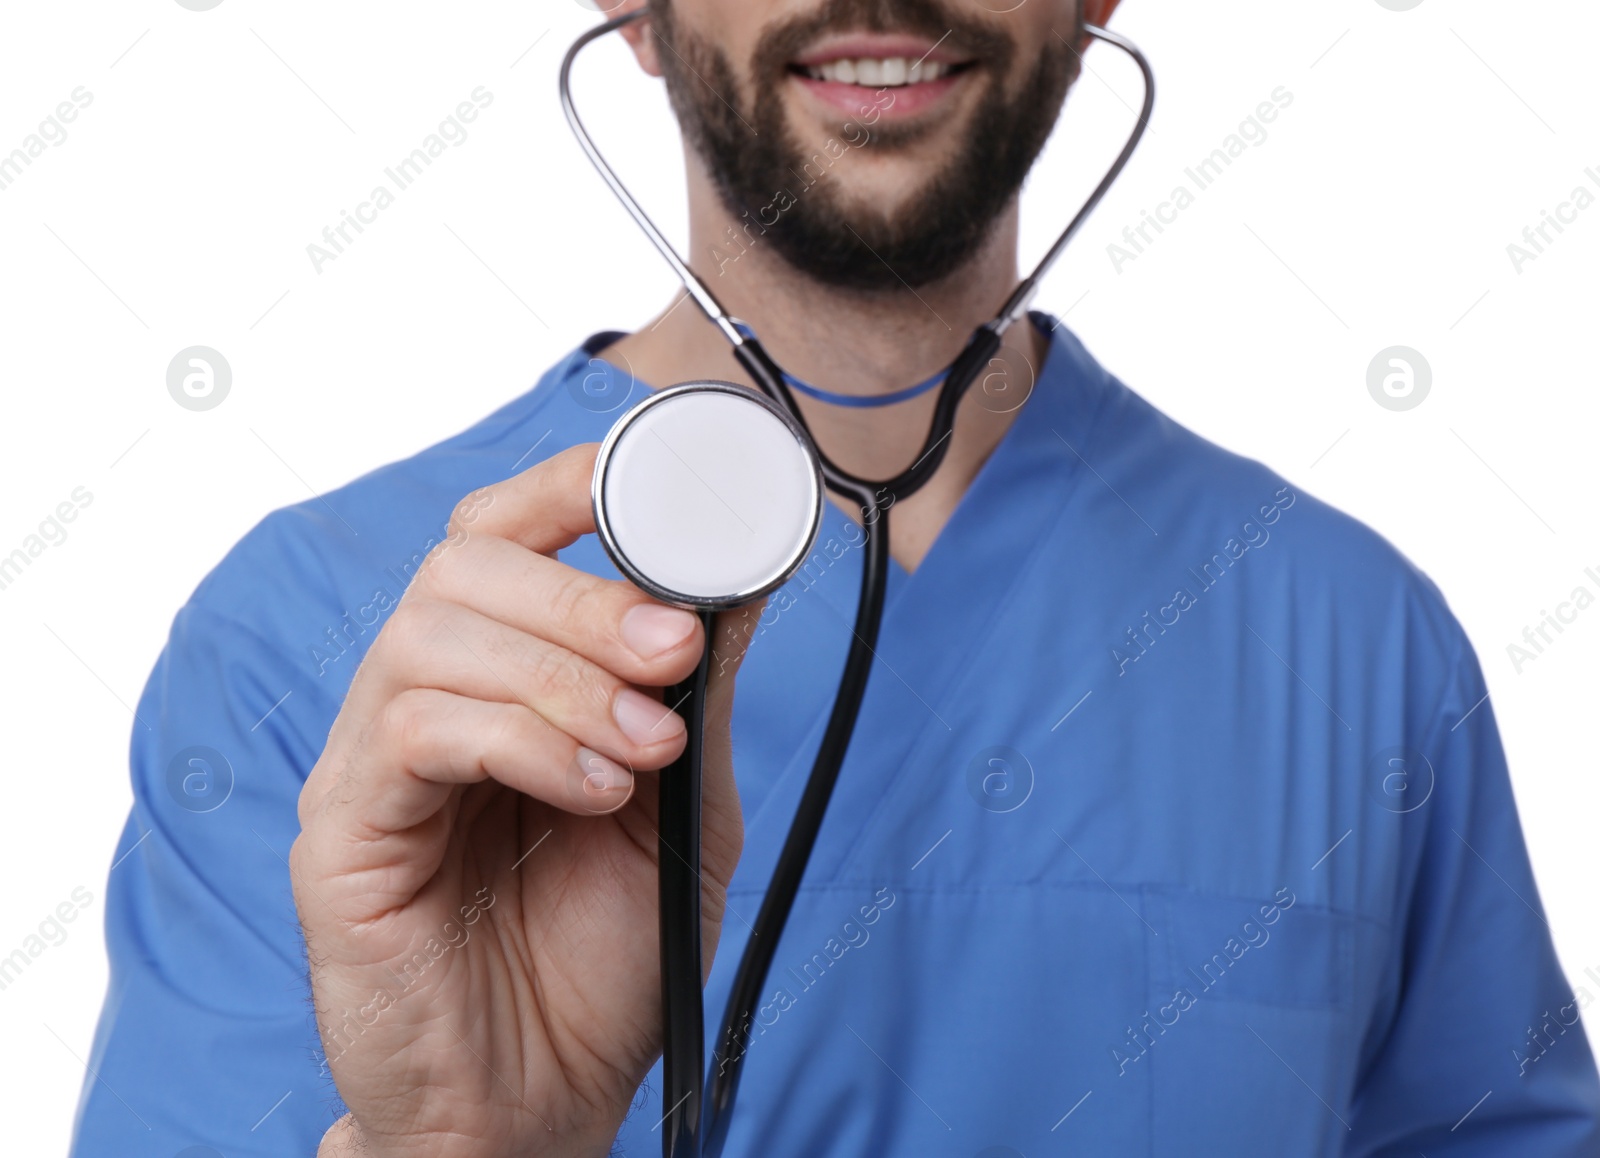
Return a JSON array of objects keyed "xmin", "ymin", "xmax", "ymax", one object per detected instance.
[{"xmin": 72, "ymin": 2, "xmax": 1600, "ymax": 1156}]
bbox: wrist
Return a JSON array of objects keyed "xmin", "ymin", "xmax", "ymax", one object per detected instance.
[{"xmin": 316, "ymin": 1111, "xmax": 620, "ymax": 1158}]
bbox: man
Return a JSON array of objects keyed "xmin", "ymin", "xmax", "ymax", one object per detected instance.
[{"xmin": 72, "ymin": 0, "xmax": 1600, "ymax": 1155}]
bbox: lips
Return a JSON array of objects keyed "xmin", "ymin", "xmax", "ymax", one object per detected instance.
[{"xmin": 786, "ymin": 32, "xmax": 977, "ymax": 119}]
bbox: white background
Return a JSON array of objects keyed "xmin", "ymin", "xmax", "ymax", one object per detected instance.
[{"xmin": 1, "ymin": 0, "xmax": 1596, "ymax": 1152}]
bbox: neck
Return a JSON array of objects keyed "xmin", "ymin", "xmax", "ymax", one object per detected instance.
[{"xmin": 600, "ymin": 153, "xmax": 1050, "ymax": 572}]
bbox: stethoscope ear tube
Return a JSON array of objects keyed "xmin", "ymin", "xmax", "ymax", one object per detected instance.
[{"xmin": 702, "ymin": 498, "xmax": 892, "ymax": 1158}]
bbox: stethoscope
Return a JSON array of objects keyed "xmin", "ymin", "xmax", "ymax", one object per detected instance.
[{"xmin": 560, "ymin": 10, "xmax": 1153, "ymax": 1157}]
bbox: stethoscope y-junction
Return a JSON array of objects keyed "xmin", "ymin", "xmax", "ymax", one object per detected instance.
[{"xmin": 561, "ymin": 10, "xmax": 1153, "ymax": 1156}]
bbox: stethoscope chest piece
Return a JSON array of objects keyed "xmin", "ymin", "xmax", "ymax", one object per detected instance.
[{"xmin": 592, "ymin": 381, "xmax": 824, "ymax": 610}]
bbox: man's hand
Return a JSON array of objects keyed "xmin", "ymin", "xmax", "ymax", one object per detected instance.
[{"xmin": 292, "ymin": 444, "xmax": 752, "ymax": 1157}]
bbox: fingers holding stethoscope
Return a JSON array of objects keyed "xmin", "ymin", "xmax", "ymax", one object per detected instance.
[
  {"xmin": 302, "ymin": 597, "xmax": 695, "ymax": 823},
  {"xmin": 299, "ymin": 442, "xmax": 713, "ymax": 827},
  {"xmin": 412, "ymin": 526, "xmax": 707, "ymax": 688},
  {"xmin": 323, "ymin": 687, "xmax": 639, "ymax": 834}
]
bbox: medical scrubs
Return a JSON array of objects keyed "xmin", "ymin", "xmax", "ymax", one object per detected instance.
[{"xmin": 71, "ymin": 315, "xmax": 1600, "ymax": 1156}]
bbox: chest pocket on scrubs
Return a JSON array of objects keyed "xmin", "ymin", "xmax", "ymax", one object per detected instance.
[{"xmin": 1135, "ymin": 885, "xmax": 1362, "ymax": 1158}]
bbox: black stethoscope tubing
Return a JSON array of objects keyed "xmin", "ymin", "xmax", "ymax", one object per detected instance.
[{"xmin": 560, "ymin": 12, "xmax": 1153, "ymax": 1156}]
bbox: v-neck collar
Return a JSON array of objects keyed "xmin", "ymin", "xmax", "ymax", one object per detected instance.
[
  {"xmin": 732, "ymin": 313, "xmax": 1116, "ymax": 882},
  {"xmin": 811, "ymin": 312, "xmax": 1109, "ymax": 618}
]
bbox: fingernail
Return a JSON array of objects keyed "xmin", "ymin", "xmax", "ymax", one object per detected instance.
[
  {"xmin": 621, "ymin": 603, "xmax": 698, "ymax": 660},
  {"xmin": 573, "ymin": 747, "xmax": 633, "ymax": 808},
  {"xmin": 614, "ymin": 687, "xmax": 684, "ymax": 745}
]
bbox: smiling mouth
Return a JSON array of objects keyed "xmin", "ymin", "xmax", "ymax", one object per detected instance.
[
  {"xmin": 784, "ymin": 31, "xmax": 981, "ymax": 96},
  {"xmin": 791, "ymin": 56, "xmax": 976, "ymax": 87}
]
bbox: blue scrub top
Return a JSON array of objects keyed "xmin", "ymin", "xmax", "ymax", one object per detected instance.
[{"xmin": 71, "ymin": 316, "xmax": 1600, "ymax": 1156}]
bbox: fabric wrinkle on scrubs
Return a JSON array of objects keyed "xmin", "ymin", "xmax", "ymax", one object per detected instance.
[{"xmin": 70, "ymin": 313, "xmax": 1600, "ymax": 1156}]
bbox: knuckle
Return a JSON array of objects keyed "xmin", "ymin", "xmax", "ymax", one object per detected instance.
[
  {"xmin": 375, "ymin": 687, "xmax": 434, "ymax": 758},
  {"xmin": 376, "ymin": 598, "xmax": 453, "ymax": 666},
  {"xmin": 524, "ymin": 646, "xmax": 623, "ymax": 735},
  {"xmin": 544, "ymin": 566, "xmax": 603, "ymax": 634},
  {"xmin": 413, "ymin": 528, "xmax": 473, "ymax": 594},
  {"xmin": 447, "ymin": 485, "xmax": 498, "ymax": 537},
  {"xmin": 523, "ymin": 642, "xmax": 591, "ymax": 701},
  {"xmin": 484, "ymin": 701, "xmax": 541, "ymax": 763}
]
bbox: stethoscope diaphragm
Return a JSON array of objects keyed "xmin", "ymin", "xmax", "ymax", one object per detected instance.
[{"xmin": 592, "ymin": 381, "xmax": 825, "ymax": 610}]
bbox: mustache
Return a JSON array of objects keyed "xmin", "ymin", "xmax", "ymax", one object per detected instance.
[{"xmin": 751, "ymin": 0, "xmax": 1016, "ymax": 72}]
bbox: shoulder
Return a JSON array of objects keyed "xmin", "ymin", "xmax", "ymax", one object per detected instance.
[
  {"xmin": 178, "ymin": 340, "xmax": 616, "ymax": 695},
  {"xmin": 1050, "ymin": 324, "xmax": 1467, "ymax": 674}
]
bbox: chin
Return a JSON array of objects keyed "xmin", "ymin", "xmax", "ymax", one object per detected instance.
[{"xmin": 821, "ymin": 165, "xmax": 940, "ymax": 222}]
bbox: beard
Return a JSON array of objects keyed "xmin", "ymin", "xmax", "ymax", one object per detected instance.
[{"xmin": 648, "ymin": 0, "xmax": 1081, "ymax": 292}]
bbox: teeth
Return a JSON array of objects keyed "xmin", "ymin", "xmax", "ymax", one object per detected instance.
[{"xmin": 806, "ymin": 57, "xmax": 951, "ymax": 87}]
